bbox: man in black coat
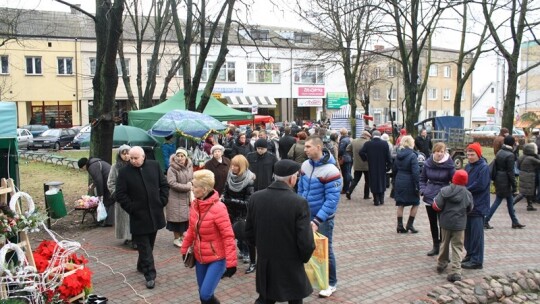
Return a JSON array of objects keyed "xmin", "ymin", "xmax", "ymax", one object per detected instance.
[
  {"xmin": 360, "ymin": 130, "xmax": 392, "ymax": 205},
  {"xmin": 246, "ymin": 159, "xmax": 315, "ymax": 304},
  {"xmin": 278, "ymin": 126, "xmax": 296, "ymax": 160},
  {"xmin": 116, "ymin": 146, "xmax": 169, "ymax": 289},
  {"xmin": 415, "ymin": 128, "xmax": 432, "ymax": 157},
  {"xmin": 247, "ymin": 138, "xmax": 278, "ymax": 191}
]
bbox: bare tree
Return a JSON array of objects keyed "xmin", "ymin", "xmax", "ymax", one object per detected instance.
[
  {"xmin": 168, "ymin": 0, "xmax": 236, "ymax": 112},
  {"xmin": 290, "ymin": 0, "xmax": 383, "ymax": 137},
  {"xmin": 482, "ymin": 0, "xmax": 540, "ymax": 133},
  {"xmin": 378, "ymin": 0, "xmax": 459, "ymax": 134}
]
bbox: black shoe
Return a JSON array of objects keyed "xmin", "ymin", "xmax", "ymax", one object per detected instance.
[
  {"xmin": 484, "ymin": 222, "xmax": 494, "ymax": 229},
  {"xmin": 512, "ymin": 223, "xmax": 526, "ymax": 229},
  {"xmin": 527, "ymin": 205, "xmax": 537, "ymax": 211},
  {"xmin": 245, "ymin": 263, "xmax": 256, "ymax": 274},
  {"xmin": 447, "ymin": 273, "xmax": 462, "ymax": 282},
  {"xmin": 436, "ymin": 263, "xmax": 448, "ymax": 274},
  {"xmin": 461, "ymin": 261, "xmax": 483, "ymax": 269},
  {"xmin": 346, "ymin": 192, "xmax": 351, "ymax": 200},
  {"xmin": 374, "ymin": 202, "xmax": 380, "ymax": 206},
  {"xmin": 364, "ymin": 196, "xmax": 371, "ymax": 199},
  {"xmin": 461, "ymin": 256, "xmax": 471, "ymax": 263},
  {"xmin": 427, "ymin": 246, "xmax": 439, "ymax": 256},
  {"xmin": 146, "ymin": 279, "xmax": 155, "ymax": 289}
]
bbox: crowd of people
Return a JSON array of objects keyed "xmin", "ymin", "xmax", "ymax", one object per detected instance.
[{"xmin": 76, "ymin": 120, "xmax": 536, "ymax": 302}]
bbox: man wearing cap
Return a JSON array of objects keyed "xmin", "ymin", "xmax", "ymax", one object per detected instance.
[
  {"xmin": 359, "ymin": 130, "xmax": 392, "ymax": 205},
  {"xmin": 78, "ymin": 157, "xmax": 114, "ymax": 226},
  {"xmin": 247, "ymin": 138, "xmax": 278, "ymax": 191},
  {"xmin": 246, "ymin": 159, "xmax": 315, "ymax": 304},
  {"xmin": 115, "ymin": 146, "xmax": 169, "ymax": 289},
  {"xmin": 298, "ymin": 136, "xmax": 342, "ymax": 298},
  {"xmin": 462, "ymin": 142, "xmax": 490, "ymax": 270},
  {"xmin": 204, "ymin": 144, "xmax": 230, "ymax": 195},
  {"xmin": 346, "ymin": 131, "xmax": 371, "ymax": 200}
]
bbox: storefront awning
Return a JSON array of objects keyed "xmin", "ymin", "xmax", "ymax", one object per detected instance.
[{"xmin": 225, "ymin": 96, "xmax": 277, "ymax": 108}]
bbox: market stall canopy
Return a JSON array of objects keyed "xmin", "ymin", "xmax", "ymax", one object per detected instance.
[
  {"xmin": 224, "ymin": 96, "xmax": 277, "ymax": 108},
  {"xmin": 229, "ymin": 115, "xmax": 275, "ymax": 126},
  {"xmin": 81, "ymin": 125, "xmax": 159, "ymax": 148},
  {"xmin": 128, "ymin": 90, "xmax": 252, "ymax": 131},
  {"xmin": 0, "ymin": 102, "xmax": 17, "ymax": 138},
  {"xmin": 148, "ymin": 110, "xmax": 226, "ymax": 140}
]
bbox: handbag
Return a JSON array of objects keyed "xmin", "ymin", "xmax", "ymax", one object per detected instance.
[
  {"xmin": 183, "ymin": 246, "xmax": 195, "ymax": 268},
  {"xmin": 183, "ymin": 203, "xmax": 215, "ymax": 268}
]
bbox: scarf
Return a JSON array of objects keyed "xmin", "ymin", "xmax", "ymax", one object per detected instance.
[{"xmin": 227, "ymin": 169, "xmax": 255, "ymax": 193}]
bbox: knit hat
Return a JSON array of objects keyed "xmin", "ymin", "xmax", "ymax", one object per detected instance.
[
  {"xmin": 210, "ymin": 144, "xmax": 224, "ymax": 154},
  {"xmin": 503, "ymin": 135, "xmax": 515, "ymax": 146},
  {"xmin": 400, "ymin": 128, "xmax": 407, "ymax": 135},
  {"xmin": 466, "ymin": 142, "xmax": 482, "ymax": 157},
  {"xmin": 452, "ymin": 170, "xmax": 468, "ymax": 186},
  {"xmin": 77, "ymin": 157, "xmax": 88, "ymax": 169},
  {"xmin": 175, "ymin": 148, "xmax": 188, "ymax": 157},
  {"xmin": 381, "ymin": 133, "xmax": 389, "ymax": 141},
  {"xmin": 254, "ymin": 138, "xmax": 268, "ymax": 149}
]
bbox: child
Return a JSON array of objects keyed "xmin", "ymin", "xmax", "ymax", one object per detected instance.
[
  {"xmin": 514, "ymin": 143, "xmax": 540, "ymax": 211},
  {"xmin": 432, "ymin": 169, "xmax": 473, "ymax": 282}
]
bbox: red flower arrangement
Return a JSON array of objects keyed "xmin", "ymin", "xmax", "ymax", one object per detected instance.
[{"xmin": 33, "ymin": 240, "xmax": 92, "ymax": 303}]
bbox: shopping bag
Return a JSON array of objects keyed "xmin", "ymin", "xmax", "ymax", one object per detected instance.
[
  {"xmin": 96, "ymin": 198, "xmax": 107, "ymax": 222},
  {"xmin": 304, "ymin": 232, "xmax": 329, "ymax": 290}
]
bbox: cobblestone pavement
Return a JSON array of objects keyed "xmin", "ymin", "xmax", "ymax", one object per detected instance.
[{"xmin": 73, "ymin": 188, "xmax": 540, "ymax": 304}]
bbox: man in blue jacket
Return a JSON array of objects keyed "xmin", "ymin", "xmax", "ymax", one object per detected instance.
[
  {"xmin": 462, "ymin": 143, "xmax": 490, "ymax": 270},
  {"xmin": 298, "ymin": 136, "xmax": 342, "ymax": 298}
]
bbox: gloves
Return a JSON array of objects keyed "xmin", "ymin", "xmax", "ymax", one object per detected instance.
[{"xmin": 222, "ymin": 267, "xmax": 237, "ymax": 278}]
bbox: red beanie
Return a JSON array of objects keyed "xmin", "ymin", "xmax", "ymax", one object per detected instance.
[
  {"xmin": 452, "ymin": 170, "xmax": 468, "ymax": 186},
  {"xmin": 400, "ymin": 128, "xmax": 407, "ymax": 135},
  {"xmin": 467, "ymin": 142, "xmax": 482, "ymax": 157}
]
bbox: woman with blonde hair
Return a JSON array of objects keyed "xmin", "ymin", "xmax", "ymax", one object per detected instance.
[
  {"xmin": 181, "ymin": 169, "xmax": 237, "ymax": 304},
  {"xmin": 222, "ymin": 154, "xmax": 256, "ymax": 273},
  {"xmin": 166, "ymin": 148, "xmax": 193, "ymax": 247},
  {"xmin": 393, "ymin": 135, "xmax": 421, "ymax": 233}
]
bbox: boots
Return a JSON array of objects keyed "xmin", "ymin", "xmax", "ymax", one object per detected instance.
[
  {"xmin": 201, "ymin": 296, "xmax": 220, "ymax": 304},
  {"xmin": 406, "ymin": 216, "xmax": 418, "ymax": 233},
  {"xmin": 396, "ymin": 217, "xmax": 407, "ymax": 233},
  {"xmin": 426, "ymin": 242, "xmax": 440, "ymax": 256},
  {"xmin": 527, "ymin": 197, "xmax": 537, "ymax": 211}
]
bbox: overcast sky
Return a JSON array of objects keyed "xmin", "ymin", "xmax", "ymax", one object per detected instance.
[{"xmin": 1, "ymin": 0, "xmax": 500, "ymax": 95}]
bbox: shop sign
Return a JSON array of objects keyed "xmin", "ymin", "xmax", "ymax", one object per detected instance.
[
  {"xmin": 298, "ymin": 86, "xmax": 325, "ymax": 97},
  {"xmin": 213, "ymin": 87, "xmax": 243, "ymax": 93},
  {"xmin": 298, "ymin": 98, "xmax": 323, "ymax": 107},
  {"xmin": 327, "ymin": 92, "xmax": 349, "ymax": 109},
  {"xmin": 211, "ymin": 93, "xmax": 222, "ymax": 99},
  {"xmin": 251, "ymin": 105, "xmax": 258, "ymax": 114}
]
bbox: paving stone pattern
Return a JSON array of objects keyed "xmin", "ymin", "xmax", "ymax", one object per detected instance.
[{"xmin": 75, "ymin": 188, "xmax": 540, "ymax": 303}]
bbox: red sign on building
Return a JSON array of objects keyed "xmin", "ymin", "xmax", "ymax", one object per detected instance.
[{"xmin": 298, "ymin": 86, "xmax": 325, "ymax": 97}]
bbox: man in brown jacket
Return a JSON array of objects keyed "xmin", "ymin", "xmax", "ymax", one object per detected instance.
[
  {"xmin": 493, "ymin": 127, "xmax": 509, "ymax": 155},
  {"xmin": 346, "ymin": 131, "xmax": 371, "ymax": 200}
]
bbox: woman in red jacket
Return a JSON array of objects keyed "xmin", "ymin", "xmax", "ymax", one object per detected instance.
[{"xmin": 181, "ymin": 169, "xmax": 237, "ymax": 304}]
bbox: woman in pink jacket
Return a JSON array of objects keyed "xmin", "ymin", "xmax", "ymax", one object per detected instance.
[{"xmin": 181, "ymin": 169, "xmax": 237, "ymax": 304}]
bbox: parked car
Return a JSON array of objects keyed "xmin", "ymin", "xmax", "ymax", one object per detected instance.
[
  {"xmin": 28, "ymin": 128, "xmax": 77, "ymax": 150},
  {"xmin": 71, "ymin": 125, "xmax": 91, "ymax": 149},
  {"xmin": 466, "ymin": 125, "xmax": 525, "ymax": 137},
  {"xmin": 16, "ymin": 128, "xmax": 33, "ymax": 149},
  {"xmin": 21, "ymin": 124, "xmax": 49, "ymax": 137}
]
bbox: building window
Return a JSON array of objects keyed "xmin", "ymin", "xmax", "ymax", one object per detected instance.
[
  {"xmin": 428, "ymin": 110, "xmax": 437, "ymax": 118},
  {"xmin": 373, "ymin": 67, "xmax": 380, "ymax": 79},
  {"xmin": 373, "ymin": 89, "xmax": 380, "ymax": 100},
  {"xmin": 147, "ymin": 59, "xmax": 160, "ymax": 76},
  {"xmin": 388, "ymin": 65, "xmax": 396, "ymax": 77},
  {"xmin": 1, "ymin": 56, "xmax": 8, "ymax": 74},
  {"xmin": 175, "ymin": 66, "xmax": 184, "ymax": 77},
  {"xmin": 491, "ymin": 87, "xmax": 495, "ymax": 93},
  {"xmin": 429, "ymin": 64, "xmax": 437, "ymax": 77},
  {"xmin": 294, "ymin": 32, "xmax": 311, "ymax": 44},
  {"xmin": 202, "ymin": 61, "xmax": 236, "ymax": 82},
  {"xmin": 293, "ymin": 64, "xmax": 325, "ymax": 84},
  {"xmin": 247, "ymin": 62, "xmax": 281, "ymax": 83},
  {"xmin": 57, "ymin": 57, "xmax": 73, "ymax": 75},
  {"xmin": 251, "ymin": 29, "xmax": 269, "ymax": 41},
  {"xmin": 116, "ymin": 58, "xmax": 130, "ymax": 76},
  {"xmin": 387, "ymin": 88, "xmax": 396, "ymax": 100},
  {"xmin": 89, "ymin": 58, "xmax": 96, "ymax": 76},
  {"xmin": 26, "ymin": 57, "xmax": 42, "ymax": 75},
  {"xmin": 443, "ymin": 88, "xmax": 451, "ymax": 100},
  {"xmin": 428, "ymin": 88, "xmax": 437, "ymax": 100},
  {"xmin": 443, "ymin": 65, "xmax": 451, "ymax": 78}
]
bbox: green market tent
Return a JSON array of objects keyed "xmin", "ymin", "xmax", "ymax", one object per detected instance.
[
  {"xmin": 0, "ymin": 102, "xmax": 20, "ymax": 187},
  {"xmin": 128, "ymin": 90, "xmax": 252, "ymax": 131}
]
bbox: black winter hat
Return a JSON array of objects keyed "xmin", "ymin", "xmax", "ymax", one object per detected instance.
[
  {"xmin": 77, "ymin": 157, "xmax": 88, "ymax": 169},
  {"xmin": 503, "ymin": 135, "xmax": 515, "ymax": 146},
  {"xmin": 254, "ymin": 138, "xmax": 268, "ymax": 149}
]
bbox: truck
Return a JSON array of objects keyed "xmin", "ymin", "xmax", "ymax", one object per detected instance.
[{"xmin": 414, "ymin": 116, "xmax": 472, "ymax": 169}]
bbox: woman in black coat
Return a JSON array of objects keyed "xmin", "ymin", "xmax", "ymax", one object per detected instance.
[
  {"xmin": 393, "ymin": 135, "xmax": 421, "ymax": 234},
  {"xmin": 484, "ymin": 136, "xmax": 525, "ymax": 229}
]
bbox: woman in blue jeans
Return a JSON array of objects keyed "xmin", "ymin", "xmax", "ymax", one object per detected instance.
[{"xmin": 484, "ymin": 136, "xmax": 525, "ymax": 229}]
